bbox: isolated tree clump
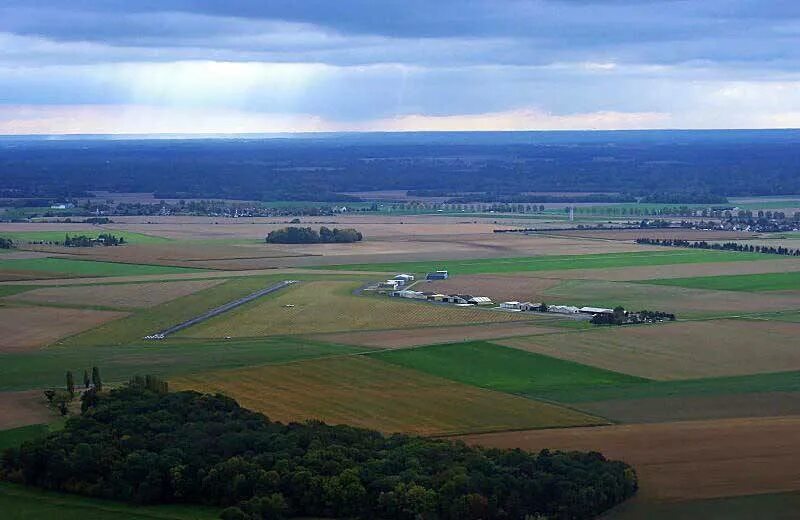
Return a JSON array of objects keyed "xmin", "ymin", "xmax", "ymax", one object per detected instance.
[{"xmin": 265, "ymin": 226, "xmax": 363, "ymax": 244}]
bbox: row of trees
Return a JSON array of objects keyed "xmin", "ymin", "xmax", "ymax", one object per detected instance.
[
  {"xmin": 43, "ymin": 367, "xmax": 103, "ymax": 416},
  {"xmin": 636, "ymin": 238, "xmax": 800, "ymax": 256},
  {"xmin": 265, "ymin": 226, "xmax": 363, "ymax": 244},
  {"xmin": 63, "ymin": 233, "xmax": 125, "ymax": 247},
  {"xmin": 0, "ymin": 237, "xmax": 13, "ymax": 249},
  {"xmin": 1, "ymin": 383, "xmax": 637, "ymax": 519}
]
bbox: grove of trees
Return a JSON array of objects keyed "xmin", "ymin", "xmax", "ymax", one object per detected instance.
[
  {"xmin": 266, "ymin": 226, "xmax": 363, "ymax": 244},
  {"xmin": 1, "ymin": 383, "xmax": 637, "ymax": 519}
]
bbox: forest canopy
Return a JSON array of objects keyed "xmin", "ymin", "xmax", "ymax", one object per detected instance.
[{"xmin": 1, "ymin": 385, "xmax": 637, "ymax": 519}]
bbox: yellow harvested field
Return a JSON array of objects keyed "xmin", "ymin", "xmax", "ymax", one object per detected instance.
[
  {"xmin": 171, "ymin": 356, "xmax": 604, "ymax": 436},
  {"xmin": 314, "ymin": 321, "xmax": 562, "ymax": 349},
  {"xmin": 0, "ymin": 306, "xmax": 128, "ymax": 351},
  {"xmin": 180, "ymin": 281, "xmax": 535, "ymax": 338},
  {"xmin": 6, "ymin": 279, "xmax": 226, "ymax": 309},
  {"xmin": 500, "ymin": 319, "xmax": 800, "ymax": 380},
  {"xmin": 457, "ymin": 416, "xmax": 800, "ymax": 502}
]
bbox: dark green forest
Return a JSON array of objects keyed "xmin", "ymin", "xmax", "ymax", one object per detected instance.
[
  {"xmin": 266, "ymin": 226, "xmax": 363, "ymax": 244},
  {"xmin": 1, "ymin": 384, "xmax": 637, "ymax": 519},
  {"xmin": 1, "ymin": 130, "xmax": 799, "ymax": 201}
]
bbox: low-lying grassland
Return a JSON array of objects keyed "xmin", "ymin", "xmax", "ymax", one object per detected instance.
[
  {"xmin": 316, "ymin": 249, "xmax": 768, "ymax": 275},
  {"xmin": 172, "ymin": 356, "xmax": 605, "ymax": 435},
  {"xmin": 458, "ymin": 416, "xmax": 800, "ymax": 502},
  {"xmin": 642, "ymin": 271, "xmax": 800, "ymax": 292},
  {"xmin": 605, "ymin": 492, "xmax": 800, "ymax": 520},
  {"xmin": 0, "ymin": 306, "xmax": 128, "ymax": 351},
  {"xmin": 0, "ymin": 257, "xmax": 206, "ymax": 279},
  {"xmin": 499, "ymin": 320, "xmax": 800, "ymax": 381},
  {"xmin": 6, "ymin": 279, "xmax": 226, "ymax": 309},
  {"xmin": 0, "ymin": 483, "xmax": 220, "ymax": 520},
  {"xmin": 372, "ymin": 341, "xmax": 647, "ymax": 398},
  {"xmin": 0, "ymin": 336, "xmax": 362, "ymax": 392},
  {"xmin": 179, "ymin": 281, "xmax": 534, "ymax": 338}
]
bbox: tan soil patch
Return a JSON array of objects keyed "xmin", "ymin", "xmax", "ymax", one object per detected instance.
[
  {"xmin": 0, "ymin": 390, "xmax": 58, "ymax": 430},
  {"xmin": 547, "ymin": 229, "xmax": 759, "ymax": 241},
  {"xmin": 313, "ymin": 321, "xmax": 562, "ymax": 349},
  {"xmin": 525, "ymin": 258, "xmax": 800, "ymax": 281},
  {"xmin": 7, "ymin": 279, "xmax": 225, "ymax": 309},
  {"xmin": 172, "ymin": 356, "xmax": 603, "ymax": 436},
  {"xmin": 423, "ymin": 274, "xmax": 560, "ymax": 301},
  {"xmin": 457, "ymin": 416, "xmax": 800, "ymax": 502},
  {"xmin": 576, "ymin": 392, "xmax": 800, "ymax": 424},
  {"xmin": 0, "ymin": 306, "xmax": 128, "ymax": 351},
  {"xmin": 500, "ymin": 320, "xmax": 800, "ymax": 380},
  {"xmin": 540, "ymin": 279, "xmax": 800, "ymax": 316}
]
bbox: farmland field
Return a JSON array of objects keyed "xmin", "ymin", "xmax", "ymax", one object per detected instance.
[
  {"xmin": 372, "ymin": 341, "xmax": 647, "ymax": 397},
  {"xmin": 0, "ymin": 483, "xmax": 219, "ymax": 520},
  {"xmin": 179, "ymin": 281, "xmax": 535, "ymax": 338},
  {"xmin": 0, "ymin": 390, "xmax": 57, "ymax": 429},
  {"xmin": 642, "ymin": 271, "xmax": 800, "ymax": 292},
  {"xmin": 0, "ymin": 229, "xmax": 169, "ymax": 244},
  {"xmin": 5, "ymin": 279, "xmax": 226, "ymax": 309},
  {"xmin": 318, "ymin": 249, "xmax": 771, "ymax": 275},
  {"xmin": 0, "ymin": 305, "xmax": 128, "ymax": 351},
  {"xmin": 422, "ymin": 274, "xmax": 560, "ymax": 301},
  {"xmin": 458, "ymin": 416, "xmax": 800, "ymax": 502},
  {"xmin": 0, "ymin": 257, "xmax": 206, "ymax": 279},
  {"xmin": 172, "ymin": 356, "xmax": 605, "ymax": 435},
  {"xmin": 499, "ymin": 320, "xmax": 800, "ymax": 380}
]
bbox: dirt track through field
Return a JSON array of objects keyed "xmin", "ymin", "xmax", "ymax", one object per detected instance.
[{"xmin": 457, "ymin": 416, "xmax": 800, "ymax": 502}]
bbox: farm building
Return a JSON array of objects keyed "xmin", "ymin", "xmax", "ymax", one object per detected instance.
[
  {"xmin": 393, "ymin": 274, "xmax": 415, "ymax": 282},
  {"xmin": 579, "ymin": 306, "xmax": 615, "ymax": 315},
  {"xmin": 468, "ymin": 296, "xmax": 493, "ymax": 306},
  {"xmin": 426, "ymin": 270, "xmax": 449, "ymax": 280},
  {"xmin": 548, "ymin": 305, "xmax": 581, "ymax": 314},
  {"xmin": 391, "ymin": 290, "xmax": 426, "ymax": 300},
  {"xmin": 520, "ymin": 302, "xmax": 543, "ymax": 312},
  {"xmin": 378, "ymin": 280, "xmax": 401, "ymax": 290},
  {"xmin": 500, "ymin": 301, "xmax": 522, "ymax": 310}
]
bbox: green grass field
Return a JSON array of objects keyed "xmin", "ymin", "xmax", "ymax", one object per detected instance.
[
  {"xmin": 606, "ymin": 491, "xmax": 800, "ymax": 520},
  {"xmin": 0, "ymin": 258, "xmax": 205, "ymax": 278},
  {"xmin": 0, "ymin": 424, "xmax": 50, "ymax": 451},
  {"xmin": 0, "ymin": 229, "xmax": 169, "ymax": 244},
  {"xmin": 0, "ymin": 483, "xmax": 219, "ymax": 520},
  {"xmin": 372, "ymin": 341, "xmax": 647, "ymax": 398},
  {"xmin": 0, "ymin": 336, "xmax": 363, "ymax": 392},
  {"xmin": 642, "ymin": 271, "xmax": 800, "ymax": 292},
  {"xmin": 317, "ymin": 249, "xmax": 770, "ymax": 275}
]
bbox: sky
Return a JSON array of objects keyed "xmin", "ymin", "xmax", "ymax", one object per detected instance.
[{"xmin": 1, "ymin": 0, "xmax": 800, "ymax": 134}]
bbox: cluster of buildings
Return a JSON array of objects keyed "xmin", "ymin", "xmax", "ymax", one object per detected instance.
[
  {"xmin": 391, "ymin": 289, "xmax": 493, "ymax": 307},
  {"xmin": 497, "ymin": 301, "xmax": 614, "ymax": 317}
]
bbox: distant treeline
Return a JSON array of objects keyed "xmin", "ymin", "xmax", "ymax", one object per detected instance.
[
  {"xmin": 61, "ymin": 233, "xmax": 125, "ymax": 247},
  {"xmin": 266, "ymin": 226, "xmax": 363, "ymax": 244},
  {"xmin": 444, "ymin": 193, "xmax": 636, "ymax": 204},
  {"xmin": 638, "ymin": 192, "xmax": 728, "ymax": 204},
  {"xmin": 2, "ymin": 132, "xmax": 799, "ymax": 200},
  {"xmin": 637, "ymin": 238, "xmax": 800, "ymax": 256},
  {"xmin": 0, "ymin": 384, "xmax": 637, "ymax": 519}
]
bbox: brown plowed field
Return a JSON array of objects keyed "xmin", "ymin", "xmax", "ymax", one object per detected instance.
[
  {"xmin": 457, "ymin": 416, "xmax": 800, "ymax": 502},
  {"xmin": 0, "ymin": 306, "xmax": 128, "ymax": 351},
  {"xmin": 313, "ymin": 321, "xmax": 562, "ymax": 349},
  {"xmin": 423, "ymin": 274, "xmax": 560, "ymax": 301},
  {"xmin": 0, "ymin": 390, "xmax": 58, "ymax": 430},
  {"xmin": 6, "ymin": 279, "xmax": 226, "ymax": 309},
  {"xmin": 575, "ymin": 392, "xmax": 800, "ymax": 424},
  {"xmin": 500, "ymin": 320, "xmax": 800, "ymax": 380}
]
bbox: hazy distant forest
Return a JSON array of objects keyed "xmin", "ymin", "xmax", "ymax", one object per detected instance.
[{"xmin": 1, "ymin": 130, "xmax": 799, "ymax": 201}]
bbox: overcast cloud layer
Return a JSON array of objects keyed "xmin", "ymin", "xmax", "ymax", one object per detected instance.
[{"xmin": 1, "ymin": 0, "xmax": 799, "ymax": 134}]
